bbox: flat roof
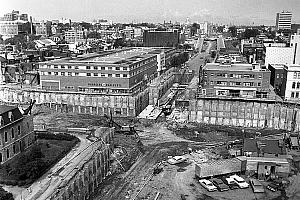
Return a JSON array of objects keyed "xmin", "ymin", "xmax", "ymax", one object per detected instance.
[
  {"xmin": 41, "ymin": 47, "xmax": 173, "ymax": 65},
  {"xmin": 287, "ymin": 65, "xmax": 300, "ymax": 71},
  {"xmin": 204, "ymin": 63, "xmax": 253, "ymax": 71},
  {"xmin": 269, "ymin": 64, "xmax": 287, "ymax": 69}
]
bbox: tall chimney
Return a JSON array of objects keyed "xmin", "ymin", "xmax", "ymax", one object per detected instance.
[{"xmin": 30, "ymin": 16, "xmax": 33, "ymax": 34}]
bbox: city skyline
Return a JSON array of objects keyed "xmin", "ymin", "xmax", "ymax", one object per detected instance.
[{"xmin": 1, "ymin": 0, "xmax": 300, "ymax": 25}]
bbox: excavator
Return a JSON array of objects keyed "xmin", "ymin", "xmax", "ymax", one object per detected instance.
[{"xmin": 104, "ymin": 111, "xmax": 144, "ymax": 150}]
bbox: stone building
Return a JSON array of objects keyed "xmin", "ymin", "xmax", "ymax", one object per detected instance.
[{"xmin": 0, "ymin": 105, "xmax": 35, "ymax": 164}]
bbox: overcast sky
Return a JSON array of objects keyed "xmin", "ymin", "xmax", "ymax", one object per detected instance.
[{"xmin": 1, "ymin": 0, "xmax": 300, "ymax": 25}]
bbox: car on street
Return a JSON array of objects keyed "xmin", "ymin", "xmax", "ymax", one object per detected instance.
[
  {"xmin": 199, "ymin": 179, "xmax": 218, "ymax": 192},
  {"xmin": 167, "ymin": 156, "xmax": 187, "ymax": 165},
  {"xmin": 230, "ymin": 174, "xmax": 249, "ymax": 189},
  {"xmin": 211, "ymin": 178, "xmax": 229, "ymax": 192},
  {"xmin": 249, "ymin": 178, "xmax": 265, "ymax": 193},
  {"xmin": 221, "ymin": 176, "xmax": 239, "ymax": 190}
]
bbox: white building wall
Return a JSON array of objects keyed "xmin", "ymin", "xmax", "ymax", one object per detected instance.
[
  {"xmin": 285, "ymin": 65, "xmax": 300, "ymax": 100},
  {"xmin": 291, "ymin": 34, "xmax": 300, "ymax": 65},
  {"xmin": 265, "ymin": 47, "xmax": 293, "ymax": 67}
]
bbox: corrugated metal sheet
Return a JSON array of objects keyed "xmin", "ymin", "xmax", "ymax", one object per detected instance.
[{"xmin": 195, "ymin": 158, "xmax": 242, "ymax": 178}]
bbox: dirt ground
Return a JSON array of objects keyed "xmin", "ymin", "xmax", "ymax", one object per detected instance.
[{"xmin": 30, "ymin": 108, "xmax": 300, "ymax": 200}]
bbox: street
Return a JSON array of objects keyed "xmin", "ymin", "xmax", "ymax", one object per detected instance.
[{"xmin": 187, "ymin": 40, "xmax": 214, "ymax": 75}]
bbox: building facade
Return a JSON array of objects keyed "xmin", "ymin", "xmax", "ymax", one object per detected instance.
[
  {"xmin": 265, "ymin": 47, "xmax": 294, "ymax": 67},
  {"xmin": 202, "ymin": 63, "xmax": 271, "ymax": 98},
  {"xmin": 39, "ymin": 47, "xmax": 176, "ymax": 95},
  {"xmin": 276, "ymin": 11, "xmax": 292, "ymax": 30},
  {"xmin": 291, "ymin": 34, "xmax": 300, "ymax": 65},
  {"xmin": 0, "ymin": 106, "xmax": 35, "ymax": 164},
  {"xmin": 0, "ymin": 10, "xmax": 28, "ymax": 22},
  {"xmin": 268, "ymin": 64, "xmax": 287, "ymax": 97},
  {"xmin": 143, "ymin": 30, "xmax": 179, "ymax": 47},
  {"xmin": 34, "ymin": 22, "xmax": 47, "ymax": 36},
  {"xmin": 0, "ymin": 20, "xmax": 27, "ymax": 40},
  {"xmin": 284, "ymin": 65, "xmax": 300, "ymax": 101},
  {"xmin": 64, "ymin": 29, "xmax": 84, "ymax": 43}
]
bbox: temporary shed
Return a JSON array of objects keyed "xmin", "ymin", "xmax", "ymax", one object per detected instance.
[{"xmin": 237, "ymin": 156, "xmax": 290, "ymax": 179}]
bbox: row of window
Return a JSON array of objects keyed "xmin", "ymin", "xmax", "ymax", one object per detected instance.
[
  {"xmin": 205, "ymin": 73, "xmax": 262, "ymax": 79},
  {"xmin": 0, "ymin": 135, "xmax": 34, "ymax": 163},
  {"xmin": 293, "ymin": 72, "xmax": 300, "ymax": 79},
  {"xmin": 209, "ymin": 81, "xmax": 261, "ymax": 87},
  {"xmin": 2, "ymin": 125, "xmax": 21, "ymax": 144},
  {"xmin": 40, "ymin": 71, "xmax": 128, "ymax": 78},
  {"xmin": 42, "ymin": 65, "xmax": 129, "ymax": 71},
  {"xmin": 292, "ymin": 82, "xmax": 300, "ymax": 89},
  {"xmin": 276, "ymin": 74, "xmax": 284, "ymax": 79},
  {"xmin": 291, "ymin": 92, "xmax": 300, "ymax": 98},
  {"xmin": 0, "ymin": 142, "xmax": 20, "ymax": 163},
  {"xmin": 0, "ymin": 112, "xmax": 14, "ymax": 126}
]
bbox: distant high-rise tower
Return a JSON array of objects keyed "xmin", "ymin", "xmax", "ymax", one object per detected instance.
[{"xmin": 276, "ymin": 11, "xmax": 292, "ymax": 30}]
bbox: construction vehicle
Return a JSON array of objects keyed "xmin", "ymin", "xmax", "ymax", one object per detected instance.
[{"xmin": 104, "ymin": 111, "xmax": 143, "ymax": 149}]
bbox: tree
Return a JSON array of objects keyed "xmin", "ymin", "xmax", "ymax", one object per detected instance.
[
  {"xmin": 217, "ymin": 26, "xmax": 224, "ymax": 33},
  {"xmin": 242, "ymin": 28, "xmax": 260, "ymax": 39},
  {"xmin": 0, "ymin": 187, "xmax": 14, "ymax": 200},
  {"xmin": 79, "ymin": 22, "xmax": 92, "ymax": 30},
  {"xmin": 228, "ymin": 26, "xmax": 237, "ymax": 37},
  {"xmin": 113, "ymin": 38, "xmax": 126, "ymax": 48}
]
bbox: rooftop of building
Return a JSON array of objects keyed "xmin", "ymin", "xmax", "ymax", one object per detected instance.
[
  {"xmin": 287, "ymin": 64, "xmax": 300, "ymax": 71},
  {"xmin": 269, "ymin": 64, "xmax": 288, "ymax": 70},
  {"xmin": 0, "ymin": 105, "xmax": 17, "ymax": 115},
  {"xmin": 0, "ymin": 105, "xmax": 24, "ymax": 127},
  {"xmin": 41, "ymin": 47, "xmax": 174, "ymax": 65},
  {"xmin": 204, "ymin": 63, "xmax": 268, "ymax": 72},
  {"xmin": 243, "ymin": 138, "xmax": 286, "ymax": 155}
]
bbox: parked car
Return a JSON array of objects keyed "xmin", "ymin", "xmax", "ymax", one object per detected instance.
[
  {"xmin": 230, "ymin": 174, "xmax": 249, "ymax": 189},
  {"xmin": 221, "ymin": 176, "xmax": 239, "ymax": 190},
  {"xmin": 211, "ymin": 178, "xmax": 229, "ymax": 192},
  {"xmin": 167, "ymin": 156, "xmax": 187, "ymax": 165},
  {"xmin": 249, "ymin": 178, "xmax": 265, "ymax": 193},
  {"xmin": 199, "ymin": 179, "xmax": 217, "ymax": 192}
]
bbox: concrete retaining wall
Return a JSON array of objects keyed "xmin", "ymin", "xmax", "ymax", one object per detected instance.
[
  {"xmin": 49, "ymin": 127, "xmax": 114, "ymax": 200},
  {"xmin": 184, "ymin": 98, "xmax": 300, "ymax": 131},
  {"xmin": 0, "ymin": 87, "xmax": 149, "ymax": 117}
]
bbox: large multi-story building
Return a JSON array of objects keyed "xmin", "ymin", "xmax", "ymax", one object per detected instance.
[
  {"xmin": 38, "ymin": 47, "xmax": 176, "ymax": 94},
  {"xmin": 34, "ymin": 21, "xmax": 47, "ymax": 36},
  {"xmin": 0, "ymin": 20, "xmax": 27, "ymax": 40},
  {"xmin": 276, "ymin": 11, "xmax": 292, "ymax": 30},
  {"xmin": 284, "ymin": 64, "xmax": 300, "ymax": 101},
  {"xmin": 268, "ymin": 64, "xmax": 287, "ymax": 97},
  {"xmin": 202, "ymin": 63, "xmax": 271, "ymax": 98},
  {"xmin": 0, "ymin": 105, "xmax": 35, "ymax": 164},
  {"xmin": 265, "ymin": 47, "xmax": 294, "ymax": 67},
  {"xmin": 0, "ymin": 10, "xmax": 28, "ymax": 22},
  {"xmin": 242, "ymin": 42, "xmax": 265, "ymax": 63},
  {"xmin": 291, "ymin": 34, "xmax": 300, "ymax": 65},
  {"xmin": 64, "ymin": 29, "xmax": 84, "ymax": 43},
  {"xmin": 143, "ymin": 30, "xmax": 179, "ymax": 47}
]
